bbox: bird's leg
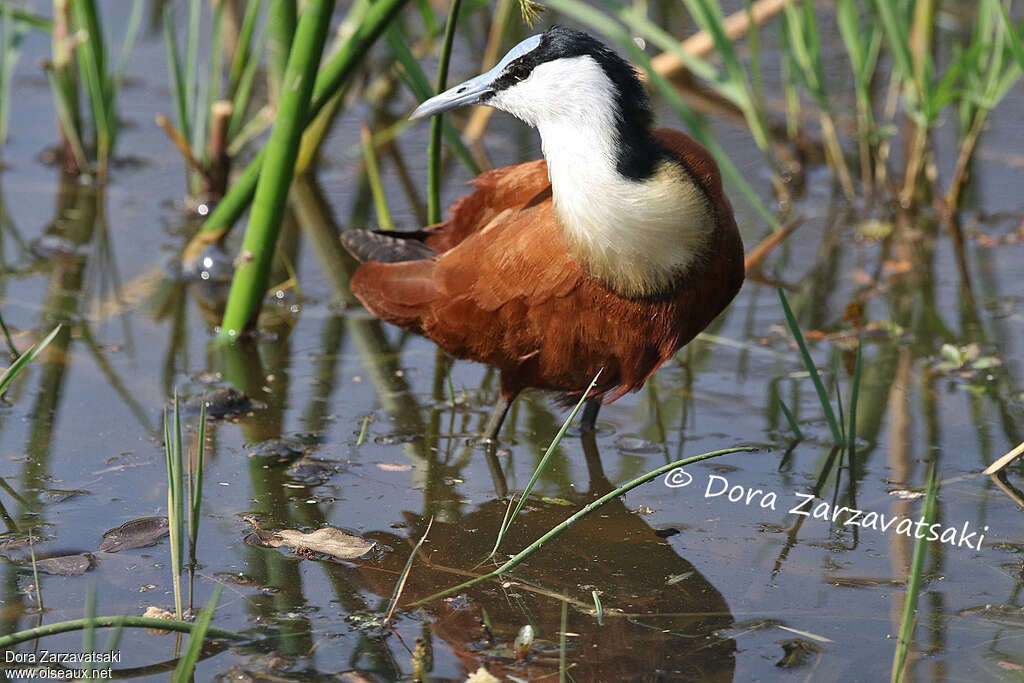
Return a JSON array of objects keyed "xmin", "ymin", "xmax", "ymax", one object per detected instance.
[
  {"xmin": 482, "ymin": 395, "xmax": 515, "ymax": 443},
  {"xmin": 580, "ymin": 398, "xmax": 601, "ymax": 432}
]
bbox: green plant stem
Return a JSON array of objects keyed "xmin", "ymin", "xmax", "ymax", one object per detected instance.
[
  {"xmin": 185, "ymin": 0, "xmax": 410, "ymax": 262},
  {"xmin": 411, "ymin": 445, "xmax": 757, "ymax": 605},
  {"xmin": 0, "ymin": 616, "xmax": 244, "ymax": 648},
  {"xmin": 218, "ymin": 0, "xmax": 336, "ymax": 340},
  {"xmin": 427, "ymin": 0, "xmax": 463, "ymax": 224}
]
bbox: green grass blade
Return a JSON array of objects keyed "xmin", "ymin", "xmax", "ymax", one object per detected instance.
[
  {"xmin": 891, "ymin": 463, "xmax": 938, "ymax": 682},
  {"xmin": 0, "ymin": 4, "xmax": 27, "ymax": 152},
  {"xmin": 1000, "ymin": 4, "xmax": 1024, "ymax": 70},
  {"xmin": 0, "ymin": 3, "xmax": 53, "ymax": 32},
  {"xmin": 28, "ymin": 531, "xmax": 42, "ymax": 611},
  {"xmin": 113, "ymin": 0, "xmax": 143, "ymax": 83},
  {"xmin": 229, "ymin": 26, "xmax": 267, "ymax": 140},
  {"xmin": 163, "ymin": 5, "xmax": 191, "ymax": 147},
  {"xmin": 71, "ymin": 0, "xmax": 112, "ymax": 168},
  {"xmin": 0, "ymin": 310, "xmax": 18, "ymax": 358},
  {"xmin": 777, "ymin": 288, "xmax": 842, "ymax": 444},
  {"xmin": 848, "ymin": 342, "xmax": 862, "ymax": 453},
  {"xmin": 834, "ymin": 359, "xmax": 847, "ymax": 443},
  {"xmin": 228, "ymin": 0, "xmax": 264, "ymax": 96},
  {"xmin": 0, "ymin": 325, "xmax": 61, "ymax": 397},
  {"xmin": 778, "ymin": 397, "xmax": 803, "ymax": 441},
  {"xmin": 190, "ymin": 401, "xmax": 206, "ymax": 553},
  {"xmin": 218, "ymin": 0, "xmax": 337, "ymax": 340},
  {"xmin": 172, "ymin": 584, "xmax": 222, "ymax": 683},
  {"xmin": 592, "ymin": 590, "xmax": 603, "ymax": 625},
  {"xmin": 184, "ymin": 0, "xmax": 201, "ymax": 118},
  {"xmin": 490, "ymin": 370, "xmax": 603, "ymax": 559},
  {"xmin": 165, "ymin": 404, "xmax": 182, "ymax": 619},
  {"xmin": 384, "ymin": 516, "xmax": 433, "ymax": 624}
]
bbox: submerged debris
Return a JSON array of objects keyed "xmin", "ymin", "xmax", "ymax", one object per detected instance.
[
  {"xmin": 179, "ymin": 387, "xmax": 253, "ymax": 419},
  {"xmin": 775, "ymin": 638, "xmax": 823, "ymax": 668},
  {"xmin": 100, "ymin": 516, "xmax": 170, "ymax": 553},
  {"xmin": 31, "ymin": 554, "xmax": 93, "ymax": 576}
]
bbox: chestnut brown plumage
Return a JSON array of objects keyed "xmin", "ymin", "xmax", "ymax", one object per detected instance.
[{"xmin": 341, "ymin": 28, "xmax": 744, "ymax": 439}]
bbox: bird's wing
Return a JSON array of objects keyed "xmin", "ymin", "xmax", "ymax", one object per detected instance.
[
  {"xmin": 339, "ymin": 159, "xmax": 550, "ymax": 265},
  {"xmin": 349, "ymin": 199, "xmax": 638, "ymax": 399},
  {"xmin": 421, "ymin": 159, "xmax": 551, "ymax": 252}
]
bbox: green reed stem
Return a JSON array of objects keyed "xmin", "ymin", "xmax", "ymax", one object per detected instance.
[
  {"xmin": 361, "ymin": 124, "xmax": 394, "ymax": 230},
  {"xmin": 187, "ymin": 0, "xmax": 410, "ymax": 259},
  {"xmin": 427, "ymin": 0, "xmax": 463, "ymax": 224},
  {"xmin": 267, "ymin": 0, "xmax": 296, "ymax": 105},
  {"xmin": 219, "ymin": 0, "xmax": 336, "ymax": 340},
  {"xmin": 0, "ymin": 615, "xmax": 244, "ymax": 648},
  {"xmin": 848, "ymin": 341, "xmax": 862, "ymax": 454},
  {"xmin": 412, "ymin": 446, "xmax": 757, "ymax": 605},
  {"xmin": 778, "ymin": 288, "xmax": 842, "ymax": 444}
]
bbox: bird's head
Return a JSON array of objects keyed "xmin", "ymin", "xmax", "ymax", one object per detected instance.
[{"xmin": 411, "ymin": 27, "xmax": 652, "ymax": 137}]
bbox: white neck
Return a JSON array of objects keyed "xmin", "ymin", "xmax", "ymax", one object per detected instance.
[{"xmin": 490, "ymin": 56, "xmax": 714, "ymax": 297}]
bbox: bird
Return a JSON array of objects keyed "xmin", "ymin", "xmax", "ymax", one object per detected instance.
[{"xmin": 341, "ymin": 27, "xmax": 744, "ymax": 442}]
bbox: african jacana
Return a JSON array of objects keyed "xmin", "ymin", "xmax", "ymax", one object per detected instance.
[{"xmin": 341, "ymin": 27, "xmax": 744, "ymax": 441}]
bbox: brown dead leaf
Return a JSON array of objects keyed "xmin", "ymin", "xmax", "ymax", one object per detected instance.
[{"xmin": 244, "ymin": 517, "xmax": 375, "ymax": 560}]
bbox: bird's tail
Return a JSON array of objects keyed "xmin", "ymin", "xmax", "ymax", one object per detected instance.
[{"xmin": 340, "ymin": 230, "xmax": 438, "ymax": 264}]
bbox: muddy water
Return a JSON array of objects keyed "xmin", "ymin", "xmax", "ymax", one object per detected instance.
[{"xmin": 0, "ymin": 3, "xmax": 1023, "ymax": 682}]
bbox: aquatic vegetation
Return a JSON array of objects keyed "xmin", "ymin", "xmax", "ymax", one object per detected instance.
[{"xmin": 0, "ymin": 0, "xmax": 1020, "ymax": 678}]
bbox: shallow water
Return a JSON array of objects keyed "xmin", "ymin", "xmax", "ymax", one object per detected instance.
[{"xmin": 0, "ymin": 2, "xmax": 1023, "ymax": 681}]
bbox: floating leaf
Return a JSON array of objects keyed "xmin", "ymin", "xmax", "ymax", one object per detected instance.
[
  {"xmin": 244, "ymin": 517, "xmax": 374, "ymax": 560},
  {"xmin": 100, "ymin": 516, "xmax": 169, "ymax": 553}
]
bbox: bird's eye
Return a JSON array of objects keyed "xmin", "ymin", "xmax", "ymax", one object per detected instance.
[{"xmin": 508, "ymin": 62, "xmax": 530, "ymax": 82}]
